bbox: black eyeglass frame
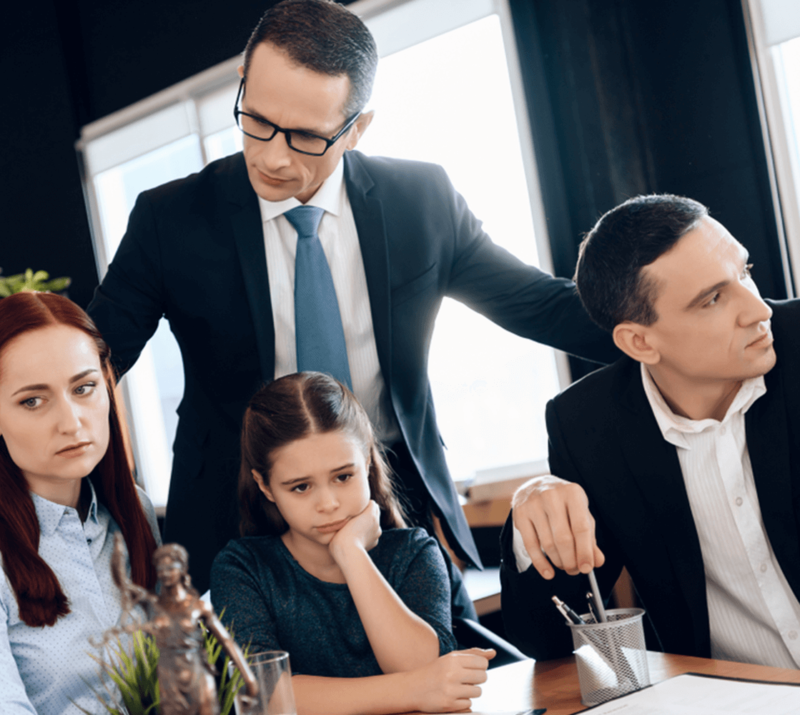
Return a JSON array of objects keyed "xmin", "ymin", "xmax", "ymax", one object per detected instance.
[{"xmin": 233, "ymin": 78, "xmax": 361, "ymax": 157}]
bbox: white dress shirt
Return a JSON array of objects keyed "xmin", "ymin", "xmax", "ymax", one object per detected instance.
[
  {"xmin": 512, "ymin": 365, "xmax": 800, "ymax": 668},
  {"xmin": 257, "ymin": 159, "xmax": 400, "ymax": 444},
  {"xmin": 0, "ymin": 481, "xmax": 161, "ymax": 714},
  {"xmin": 641, "ymin": 365, "xmax": 800, "ymax": 668}
]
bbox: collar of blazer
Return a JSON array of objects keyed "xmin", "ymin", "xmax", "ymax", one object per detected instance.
[
  {"xmin": 225, "ymin": 153, "xmax": 276, "ymax": 385},
  {"xmin": 745, "ymin": 300, "xmax": 800, "ymax": 600},
  {"xmin": 344, "ymin": 151, "xmax": 393, "ymax": 391},
  {"xmin": 612, "ymin": 356, "xmax": 710, "ymax": 653}
]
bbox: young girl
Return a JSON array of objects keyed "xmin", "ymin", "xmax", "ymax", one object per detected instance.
[
  {"xmin": 0, "ymin": 292, "xmax": 161, "ymax": 715},
  {"xmin": 210, "ymin": 372, "xmax": 494, "ymax": 715}
]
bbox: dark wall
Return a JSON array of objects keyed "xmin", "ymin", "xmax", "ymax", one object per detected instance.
[
  {"xmin": 0, "ymin": 0, "xmax": 347, "ymax": 307},
  {"xmin": 1, "ymin": 3, "xmax": 96, "ymax": 308},
  {"xmin": 1, "ymin": 0, "xmax": 785, "ymax": 319}
]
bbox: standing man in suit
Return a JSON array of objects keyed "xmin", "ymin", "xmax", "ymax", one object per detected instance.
[
  {"xmin": 88, "ymin": 0, "xmax": 616, "ymax": 599},
  {"xmin": 501, "ymin": 194, "xmax": 800, "ymax": 666}
]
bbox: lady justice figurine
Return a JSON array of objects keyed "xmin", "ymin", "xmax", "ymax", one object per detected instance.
[{"xmin": 109, "ymin": 535, "xmax": 259, "ymax": 715}]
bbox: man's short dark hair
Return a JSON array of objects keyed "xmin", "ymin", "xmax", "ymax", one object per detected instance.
[
  {"xmin": 243, "ymin": 0, "xmax": 378, "ymax": 117},
  {"xmin": 575, "ymin": 194, "xmax": 709, "ymax": 332}
]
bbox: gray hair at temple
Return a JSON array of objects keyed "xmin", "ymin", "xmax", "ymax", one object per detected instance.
[
  {"xmin": 243, "ymin": 0, "xmax": 378, "ymax": 117},
  {"xmin": 575, "ymin": 194, "xmax": 709, "ymax": 333}
]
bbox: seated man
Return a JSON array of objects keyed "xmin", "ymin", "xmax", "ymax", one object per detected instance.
[{"xmin": 500, "ymin": 194, "xmax": 800, "ymax": 667}]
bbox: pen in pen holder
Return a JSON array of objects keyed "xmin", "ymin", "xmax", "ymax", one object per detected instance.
[{"xmin": 567, "ymin": 608, "xmax": 650, "ymax": 706}]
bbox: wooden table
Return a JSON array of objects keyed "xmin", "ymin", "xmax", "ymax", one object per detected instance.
[{"xmin": 467, "ymin": 652, "xmax": 800, "ymax": 714}]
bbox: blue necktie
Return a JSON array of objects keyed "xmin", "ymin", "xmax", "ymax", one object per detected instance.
[{"xmin": 285, "ymin": 206, "xmax": 352, "ymax": 389}]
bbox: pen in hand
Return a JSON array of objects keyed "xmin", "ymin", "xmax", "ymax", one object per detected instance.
[
  {"xmin": 587, "ymin": 570, "xmax": 607, "ymax": 622},
  {"xmin": 552, "ymin": 595, "xmax": 586, "ymax": 625}
]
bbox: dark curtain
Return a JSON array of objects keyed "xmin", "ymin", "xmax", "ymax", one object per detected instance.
[{"xmin": 509, "ymin": 0, "xmax": 789, "ymax": 379}]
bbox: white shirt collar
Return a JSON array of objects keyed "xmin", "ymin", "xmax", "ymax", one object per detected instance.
[
  {"xmin": 257, "ymin": 157, "xmax": 345, "ymax": 223},
  {"xmin": 640, "ymin": 363, "xmax": 766, "ymax": 449},
  {"xmin": 31, "ymin": 477, "xmax": 99, "ymax": 536}
]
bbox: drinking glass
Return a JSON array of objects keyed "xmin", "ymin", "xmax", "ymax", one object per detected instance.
[{"xmin": 239, "ymin": 650, "xmax": 296, "ymax": 715}]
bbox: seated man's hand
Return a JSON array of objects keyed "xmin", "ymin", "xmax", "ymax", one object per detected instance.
[{"xmin": 511, "ymin": 475, "xmax": 605, "ymax": 579}]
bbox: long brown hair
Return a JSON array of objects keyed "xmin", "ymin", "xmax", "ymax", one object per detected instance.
[
  {"xmin": 239, "ymin": 372, "xmax": 405, "ymax": 536},
  {"xmin": 0, "ymin": 292, "xmax": 158, "ymax": 626}
]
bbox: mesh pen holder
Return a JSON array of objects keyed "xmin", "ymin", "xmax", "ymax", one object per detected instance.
[{"xmin": 568, "ymin": 607, "xmax": 650, "ymax": 706}]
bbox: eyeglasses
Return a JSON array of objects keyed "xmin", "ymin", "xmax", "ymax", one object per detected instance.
[{"xmin": 233, "ymin": 79, "xmax": 361, "ymax": 157}]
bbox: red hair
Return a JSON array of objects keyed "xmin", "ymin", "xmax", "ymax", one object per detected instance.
[{"xmin": 0, "ymin": 292, "xmax": 157, "ymax": 626}]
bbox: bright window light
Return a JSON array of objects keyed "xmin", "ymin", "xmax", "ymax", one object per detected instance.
[{"xmin": 358, "ymin": 14, "xmax": 559, "ymax": 479}]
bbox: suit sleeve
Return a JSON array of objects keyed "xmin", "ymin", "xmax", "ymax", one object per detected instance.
[
  {"xmin": 500, "ymin": 398, "xmax": 625, "ymax": 660},
  {"xmin": 87, "ymin": 191, "xmax": 166, "ymax": 378},
  {"xmin": 439, "ymin": 171, "xmax": 618, "ymax": 365}
]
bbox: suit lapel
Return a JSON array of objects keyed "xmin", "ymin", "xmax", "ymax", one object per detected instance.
[
  {"xmin": 344, "ymin": 152, "xmax": 393, "ymax": 387},
  {"xmin": 747, "ymin": 359, "xmax": 800, "ymax": 596},
  {"xmin": 226, "ymin": 155, "xmax": 276, "ymax": 382},
  {"xmin": 616, "ymin": 362, "xmax": 710, "ymax": 653}
]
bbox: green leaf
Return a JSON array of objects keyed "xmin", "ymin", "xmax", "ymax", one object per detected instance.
[
  {"xmin": 0, "ymin": 269, "xmax": 71, "ymax": 297},
  {"xmin": 40, "ymin": 276, "xmax": 72, "ymax": 293},
  {"xmin": 83, "ymin": 619, "xmax": 250, "ymax": 715}
]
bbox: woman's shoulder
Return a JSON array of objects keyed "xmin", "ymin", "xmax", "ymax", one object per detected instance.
[{"xmin": 135, "ymin": 486, "xmax": 162, "ymax": 545}]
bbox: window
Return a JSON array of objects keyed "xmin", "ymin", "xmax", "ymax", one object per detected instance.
[
  {"xmin": 79, "ymin": 68, "xmax": 242, "ymax": 506},
  {"xmin": 78, "ymin": 0, "xmax": 564, "ymax": 506},
  {"xmin": 742, "ymin": 0, "xmax": 800, "ymax": 296}
]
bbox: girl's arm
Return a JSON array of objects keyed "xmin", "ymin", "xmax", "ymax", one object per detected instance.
[
  {"xmin": 293, "ymin": 647, "xmax": 495, "ymax": 715},
  {"xmin": 329, "ymin": 502, "xmax": 442, "ymax": 673}
]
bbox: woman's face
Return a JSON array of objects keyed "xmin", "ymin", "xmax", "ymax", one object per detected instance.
[{"xmin": 0, "ymin": 325, "xmax": 110, "ymax": 504}]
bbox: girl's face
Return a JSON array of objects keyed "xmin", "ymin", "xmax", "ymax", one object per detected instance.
[
  {"xmin": 0, "ymin": 325, "xmax": 110, "ymax": 506},
  {"xmin": 255, "ymin": 430, "xmax": 371, "ymax": 547}
]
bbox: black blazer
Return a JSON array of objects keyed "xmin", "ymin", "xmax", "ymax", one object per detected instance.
[
  {"xmin": 500, "ymin": 299, "xmax": 800, "ymax": 660},
  {"xmin": 88, "ymin": 150, "xmax": 616, "ymax": 591}
]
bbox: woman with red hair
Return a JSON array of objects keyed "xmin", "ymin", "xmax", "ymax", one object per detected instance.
[{"xmin": 0, "ymin": 292, "xmax": 160, "ymax": 715}]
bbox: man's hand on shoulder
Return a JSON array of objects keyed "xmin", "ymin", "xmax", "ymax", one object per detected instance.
[{"xmin": 511, "ymin": 475, "xmax": 605, "ymax": 579}]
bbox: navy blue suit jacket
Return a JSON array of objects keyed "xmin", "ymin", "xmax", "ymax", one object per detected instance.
[
  {"xmin": 89, "ymin": 150, "xmax": 616, "ymax": 591},
  {"xmin": 500, "ymin": 299, "xmax": 800, "ymax": 660}
]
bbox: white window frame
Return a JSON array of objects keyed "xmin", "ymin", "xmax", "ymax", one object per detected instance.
[{"xmin": 741, "ymin": 0, "xmax": 800, "ymax": 296}]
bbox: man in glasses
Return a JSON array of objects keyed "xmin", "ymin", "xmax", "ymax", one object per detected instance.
[{"xmin": 88, "ymin": 0, "xmax": 616, "ymax": 602}]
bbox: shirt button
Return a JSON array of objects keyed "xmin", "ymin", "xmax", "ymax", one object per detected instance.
[
  {"xmin": 720, "ymin": 425, "xmax": 727, "ymax": 435},
  {"xmin": 735, "ymin": 497, "xmax": 743, "ymax": 506},
  {"xmin": 790, "ymin": 631, "xmax": 798, "ymax": 640},
  {"xmin": 760, "ymin": 563, "xmax": 768, "ymax": 573},
  {"xmin": 87, "ymin": 538, "xmax": 93, "ymax": 544}
]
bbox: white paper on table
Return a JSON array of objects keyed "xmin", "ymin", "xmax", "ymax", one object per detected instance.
[{"xmin": 580, "ymin": 672, "xmax": 800, "ymax": 714}]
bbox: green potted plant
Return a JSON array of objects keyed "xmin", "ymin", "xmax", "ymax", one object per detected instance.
[
  {"xmin": 0, "ymin": 268, "xmax": 71, "ymax": 297},
  {"xmin": 82, "ymin": 624, "xmax": 250, "ymax": 715}
]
